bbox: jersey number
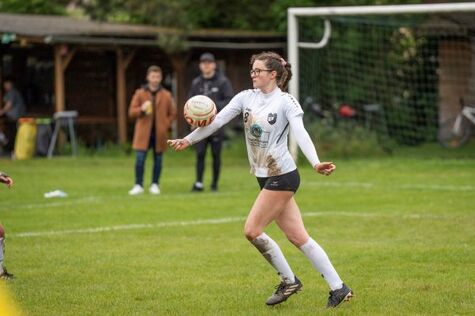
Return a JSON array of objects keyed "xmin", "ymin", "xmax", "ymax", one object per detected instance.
[{"xmin": 244, "ymin": 112, "xmax": 249, "ymax": 123}]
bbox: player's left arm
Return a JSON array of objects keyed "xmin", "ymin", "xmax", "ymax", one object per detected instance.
[
  {"xmin": 0, "ymin": 172, "xmax": 13, "ymax": 188},
  {"xmin": 285, "ymin": 96, "xmax": 335, "ymax": 176}
]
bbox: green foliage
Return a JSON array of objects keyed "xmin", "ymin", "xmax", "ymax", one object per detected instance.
[
  {"xmin": 156, "ymin": 33, "xmax": 189, "ymax": 54},
  {"xmin": 0, "ymin": 0, "xmax": 68, "ymax": 15},
  {"xmin": 300, "ymin": 15, "xmax": 443, "ymax": 147},
  {"xmin": 79, "ymin": 0, "xmax": 191, "ymax": 29},
  {"xmin": 0, "ymin": 0, "xmax": 426, "ymax": 31},
  {"xmin": 305, "ymin": 119, "xmax": 393, "ymax": 158}
]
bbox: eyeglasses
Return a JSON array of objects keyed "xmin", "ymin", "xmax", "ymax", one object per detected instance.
[{"xmin": 250, "ymin": 68, "xmax": 273, "ymax": 76}]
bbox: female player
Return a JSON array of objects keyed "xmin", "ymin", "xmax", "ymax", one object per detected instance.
[
  {"xmin": 168, "ymin": 52, "xmax": 352, "ymax": 308},
  {"xmin": 0, "ymin": 171, "xmax": 14, "ymax": 279}
]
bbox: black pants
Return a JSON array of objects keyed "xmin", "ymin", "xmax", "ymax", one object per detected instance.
[
  {"xmin": 195, "ymin": 133, "xmax": 223, "ymax": 186},
  {"xmin": 0, "ymin": 117, "xmax": 16, "ymax": 152}
]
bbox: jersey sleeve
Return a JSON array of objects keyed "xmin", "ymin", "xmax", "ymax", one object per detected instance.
[
  {"xmin": 283, "ymin": 93, "xmax": 304, "ymax": 119},
  {"xmin": 285, "ymin": 95, "xmax": 320, "ymax": 168},
  {"xmin": 184, "ymin": 90, "xmax": 247, "ymax": 145}
]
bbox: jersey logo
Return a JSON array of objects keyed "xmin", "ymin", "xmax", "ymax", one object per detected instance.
[
  {"xmin": 250, "ymin": 123, "xmax": 263, "ymax": 138},
  {"xmin": 267, "ymin": 113, "xmax": 277, "ymax": 125}
]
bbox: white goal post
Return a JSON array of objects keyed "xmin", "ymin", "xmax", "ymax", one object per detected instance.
[{"xmin": 287, "ymin": 2, "xmax": 475, "ymax": 159}]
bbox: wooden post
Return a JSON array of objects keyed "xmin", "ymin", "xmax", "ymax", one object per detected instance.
[
  {"xmin": 54, "ymin": 45, "xmax": 65, "ymax": 113},
  {"xmin": 171, "ymin": 53, "xmax": 189, "ymax": 137},
  {"xmin": 438, "ymin": 41, "xmax": 471, "ymax": 124},
  {"xmin": 54, "ymin": 45, "xmax": 76, "ymax": 112},
  {"xmin": 116, "ymin": 49, "xmax": 135, "ymax": 144},
  {"xmin": 53, "ymin": 45, "xmax": 76, "ymax": 149}
]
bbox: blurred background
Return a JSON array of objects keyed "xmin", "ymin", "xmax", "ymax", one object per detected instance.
[{"xmin": 0, "ymin": 0, "xmax": 473, "ymax": 158}]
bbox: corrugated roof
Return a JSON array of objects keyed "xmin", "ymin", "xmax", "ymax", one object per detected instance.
[
  {"xmin": 0, "ymin": 13, "xmax": 284, "ymax": 39},
  {"xmin": 0, "ymin": 13, "xmax": 173, "ymax": 37}
]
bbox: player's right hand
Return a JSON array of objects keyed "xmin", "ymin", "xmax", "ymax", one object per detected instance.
[
  {"xmin": 167, "ymin": 139, "xmax": 190, "ymax": 151},
  {"xmin": 0, "ymin": 172, "xmax": 13, "ymax": 188}
]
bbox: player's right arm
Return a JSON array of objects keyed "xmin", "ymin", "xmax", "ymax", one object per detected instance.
[{"xmin": 168, "ymin": 90, "xmax": 248, "ymax": 151}]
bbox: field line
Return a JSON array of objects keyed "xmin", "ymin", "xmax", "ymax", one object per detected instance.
[
  {"xmin": 0, "ymin": 192, "xmax": 242, "ymax": 211},
  {"xmin": 303, "ymin": 181, "xmax": 474, "ymax": 191},
  {"xmin": 3, "ymin": 180, "xmax": 472, "ymax": 212},
  {"xmin": 12, "ymin": 216, "xmax": 245, "ymax": 238},
  {"xmin": 1, "ymin": 196, "xmax": 101, "ymax": 210},
  {"xmin": 11, "ymin": 211, "xmax": 458, "ymax": 238}
]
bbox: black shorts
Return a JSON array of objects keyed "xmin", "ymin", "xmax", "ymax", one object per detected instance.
[{"xmin": 256, "ymin": 169, "xmax": 300, "ymax": 193}]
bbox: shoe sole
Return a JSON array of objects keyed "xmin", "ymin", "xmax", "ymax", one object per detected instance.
[
  {"xmin": 333, "ymin": 290, "xmax": 353, "ymax": 308},
  {"xmin": 266, "ymin": 283, "xmax": 303, "ymax": 306}
]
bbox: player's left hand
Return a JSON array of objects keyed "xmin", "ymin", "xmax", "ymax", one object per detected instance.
[
  {"xmin": 167, "ymin": 139, "xmax": 190, "ymax": 151},
  {"xmin": 0, "ymin": 172, "xmax": 13, "ymax": 188},
  {"xmin": 314, "ymin": 162, "xmax": 336, "ymax": 176}
]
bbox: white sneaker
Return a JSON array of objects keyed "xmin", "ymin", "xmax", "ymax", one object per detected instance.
[
  {"xmin": 149, "ymin": 183, "xmax": 160, "ymax": 195},
  {"xmin": 128, "ymin": 184, "xmax": 144, "ymax": 195}
]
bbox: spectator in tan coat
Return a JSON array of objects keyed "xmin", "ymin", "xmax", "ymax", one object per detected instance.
[{"xmin": 128, "ymin": 66, "xmax": 177, "ymax": 195}]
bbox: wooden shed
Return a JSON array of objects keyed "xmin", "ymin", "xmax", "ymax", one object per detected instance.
[
  {"xmin": 423, "ymin": 14, "xmax": 475, "ymax": 126},
  {"xmin": 0, "ymin": 13, "xmax": 285, "ymax": 145}
]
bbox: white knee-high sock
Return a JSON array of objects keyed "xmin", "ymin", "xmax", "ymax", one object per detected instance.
[
  {"xmin": 251, "ymin": 233, "xmax": 295, "ymax": 284},
  {"xmin": 299, "ymin": 237, "xmax": 343, "ymax": 290}
]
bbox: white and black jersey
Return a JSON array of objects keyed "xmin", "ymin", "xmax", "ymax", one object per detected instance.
[{"xmin": 185, "ymin": 87, "xmax": 320, "ymax": 177}]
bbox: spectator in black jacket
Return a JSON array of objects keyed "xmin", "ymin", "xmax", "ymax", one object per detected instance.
[{"xmin": 189, "ymin": 53, "xmax": 234, "ymax": 192}]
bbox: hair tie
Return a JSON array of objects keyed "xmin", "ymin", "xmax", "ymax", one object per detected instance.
[{"xmin": 280, "ymin": 58, "xmax": 287, "ymax": 66}]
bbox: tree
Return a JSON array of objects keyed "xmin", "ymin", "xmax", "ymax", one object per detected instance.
[
  {"xmin": 0, "ymin": 0, "xmax": 427, "ymax": 32},
  {"xmin": 0, "ymin": 0, "xmax": 68, "ymax": 15}
]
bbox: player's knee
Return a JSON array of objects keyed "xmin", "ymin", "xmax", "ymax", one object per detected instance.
[
  {"xmin": 286, "ymin": 233, "xmax": 308, "ymax": 247},
  {"xmin": 244, "ymin": 225, "xmax": 261, "ymax": 241},
  {"xmin": 0, "ymin": 224, "xmax": 4, "ymax": 238}
]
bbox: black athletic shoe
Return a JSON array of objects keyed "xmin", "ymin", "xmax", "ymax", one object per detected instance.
[
  {"xmin": 211, "ymin": 183, "xmax": 218, "ymax": 191},
  {"xmin": 265, "ymin": 276, "xmax": 303, "ymax": 306},
  {"xmin": 0, "ymin": 268, "xmax": 14, "ymax": 280},
  {"xmin": 327, "ymin": 283, "xmax": 353, "ymax": 308},
  {"xmin": 191, "ymin": 183, "xmax": 204, "ymax": 192}
]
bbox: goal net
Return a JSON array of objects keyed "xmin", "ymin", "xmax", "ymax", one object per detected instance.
[{"xmin": 288, "ymin": 3, "xmax": 475, "ymax": 152}]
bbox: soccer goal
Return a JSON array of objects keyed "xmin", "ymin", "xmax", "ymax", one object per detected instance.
[{"xmin": 288, "ymin": 2, "xmax": 475, "ymax": 156}]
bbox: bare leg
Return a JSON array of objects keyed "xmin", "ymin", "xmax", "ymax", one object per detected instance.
[
  {"xmin": 244, "ymin": 189, "xmax": 293, "ymax": 240},
  {"xmin": 275, "ymin": 197, "xmax": 309, "ymax": 247},
  {"xmin": 245, "ymin": 189, "xmax": 296, "ymax": 284}
]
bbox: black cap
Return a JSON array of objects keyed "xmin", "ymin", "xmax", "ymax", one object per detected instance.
[{"xmin": 200, "ymin": 52, "xmax": 215, "ymax": 62}]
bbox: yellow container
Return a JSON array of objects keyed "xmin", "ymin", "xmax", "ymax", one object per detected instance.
[{"xmin": 14, "ymin": 118, "xmax": 37, "ymax": 160}]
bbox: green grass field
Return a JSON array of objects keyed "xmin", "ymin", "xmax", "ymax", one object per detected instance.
[{"xmin": 0, "ymin": 143, "xmax": 474, "ymax": 315}]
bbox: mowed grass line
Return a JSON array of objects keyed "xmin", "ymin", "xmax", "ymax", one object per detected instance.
[{"xmin": 0, "ymin": 149, "xmax": 473, "ymax": 315}]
